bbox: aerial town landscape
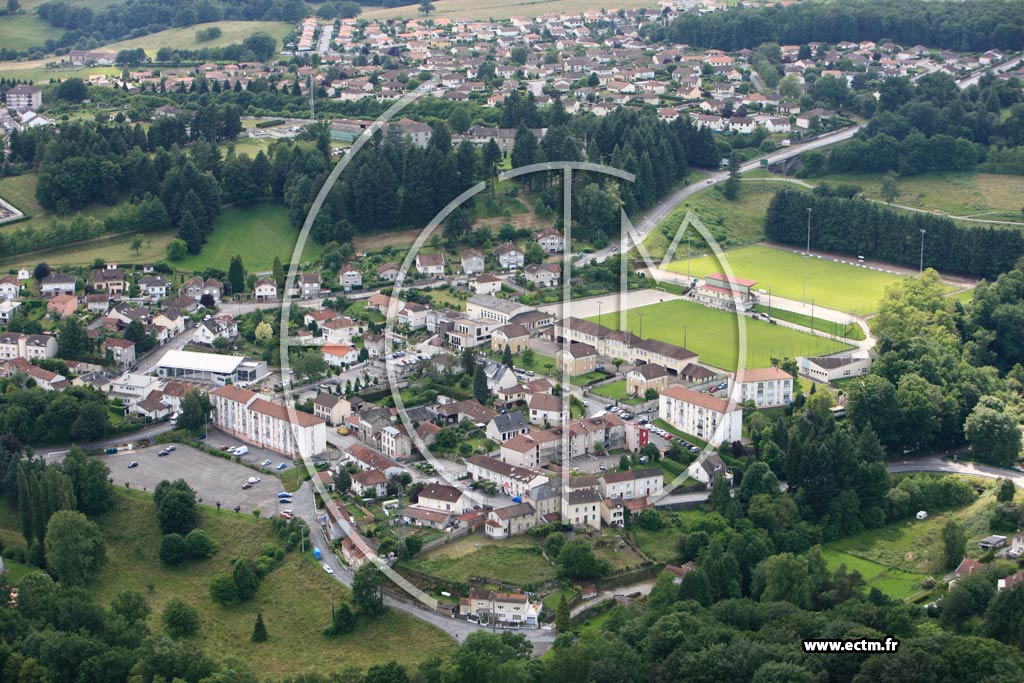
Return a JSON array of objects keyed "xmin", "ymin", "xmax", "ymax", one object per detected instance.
[{"xmin": 1, "ymin": 0, "xmax": 1024, "ymax": 680}]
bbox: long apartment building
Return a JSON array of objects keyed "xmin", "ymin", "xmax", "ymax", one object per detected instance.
[
  {"xmin": 659, "ymin": 385, "xmax": 742, "ymax": 445},
  {"xmin": 0, "ymin": 332, "xmax": 58, "ymax": 361},
  {"xmin": 210, "ymin": 385, "xmax": 327, "ymax": 457},
  {"xmin": 549, "ymin": 317, "xmax": 697, "ymax": 373}
]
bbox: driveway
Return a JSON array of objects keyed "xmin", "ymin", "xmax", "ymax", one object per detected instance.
[{"xmin": 99, "ymin": 444, "xmax": 286, "ymax": 514}]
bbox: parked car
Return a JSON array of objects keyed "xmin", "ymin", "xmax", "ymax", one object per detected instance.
[
  {"xmin": 242, "ymin": 482, "xmax": 253, "ymax": 490},
  {"xmin": 278, "ymin": 492, "xmax": 292, "ymax": 499},
  {"xmin": 158, "ymin": 450, "xmax": 169, "ymax": 457},
  {"xmin": 323, "ymin": 564, "xmax": 334, "ymax": 575},
  {"xmin": 234, "ymin": 446, "xmax": 249, "ymax": 456},
  {"xmin": 261, "ymin": 459, "xmax": 273, "ymax": 467},
  {"xmin": 127, "ymin": 461, "xmax": 139, "ymax": 468},
  {"xmin": 167, "ymin": 445, "xmax": 176, "ymax": 452},
  {"xmin": 336, "ymin": 426, "xmax": 350, "ymax": 436},
  {"xmin": 599, "ymin": 463, "xmax": 607, "ymax": 471},
  {"xmin": 276, "ymin": 463, "xmax": 288, "ymax": 470},
  {"xmin": 247, "ymin": 476, "xmax": 261, "ymax": 484},
  {"xmin": 196, "ymin": 434, "xmax": 206, "ymax": 440}
]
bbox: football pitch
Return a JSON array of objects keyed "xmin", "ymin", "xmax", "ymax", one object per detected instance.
[
  {"xmin": 587, "ymin": 299, "xmax": 852, "ymax": 371},
  {"xmin": 664, "ymin": 244, "xmax": 907, "ymax": 315}
]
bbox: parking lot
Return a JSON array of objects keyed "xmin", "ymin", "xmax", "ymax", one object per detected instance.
[{"xmin": 99, "ymin": 444, "xmax": 291, "ymax": 514}]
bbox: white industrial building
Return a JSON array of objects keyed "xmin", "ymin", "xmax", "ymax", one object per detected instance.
[{"xmin": 155, "ymin": 350, "xmax": 267, "ymax": 386}]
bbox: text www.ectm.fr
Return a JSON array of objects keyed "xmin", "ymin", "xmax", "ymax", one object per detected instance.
[{"xmin": 803, "ymin": 638, "xmax": 900, "ymax": 653}]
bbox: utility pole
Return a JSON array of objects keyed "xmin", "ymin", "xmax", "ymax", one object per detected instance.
[
  {"xmin": 687, "ymin": 233, "xmax": 691, "ymax": 279},
  {"xmin": 803, "ymin": 207, "xmax": 812, "ymax": 304},
  {"xmin": 309, "ymin": 75, "xmax": 315, "ymax": 120},
  {"xmin": 637, "ymin": 312, "xmax": 644, "ymax": 340},
  {"xmin": 597, "ymin": 300, "xmax": 602, "ymax": 329},
  {"xmin": 919, "ymin": 229, "xmax": 926, "ymax": 273},
  {"xmin": 682, "ymin": 323, "xmax": 688, "ymax": 349}
]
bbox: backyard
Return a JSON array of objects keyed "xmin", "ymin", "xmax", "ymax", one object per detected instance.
[
  {"xmin": 403, "ymin": 534, "xmax": 555, "ymax": 587},
  {"xmin": 587, "ymin": 299, "xmax": 851, "ymax": 371}
]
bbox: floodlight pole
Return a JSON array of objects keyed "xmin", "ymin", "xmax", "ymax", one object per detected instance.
[{"xmin": 803, "ymin": 207, "xmax": 812, "ymax": 305}]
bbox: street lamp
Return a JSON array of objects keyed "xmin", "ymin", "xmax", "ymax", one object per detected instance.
[
  {"xmin": 919, "ymin": 229, "xmax": 926, "ymax": 273},
  {"xmin": 637, "ymin": 312, "xmax": 645, "ymax": 340},
  {"xmin": 682, "ymin": 323, "xmax": 688, "ymax": 349},
  {"xmin": 597, "ymin": 300, "xmax": 602, "ymax": 329},
  {"xmin": 803, "ymin": 207, "xmax": 812, "ymax": 304}
]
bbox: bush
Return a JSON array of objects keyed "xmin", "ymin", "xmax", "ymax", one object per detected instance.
[
  {"xmin": 209, "ymin": 573, "xmax": 240, "ymax": 605},
  {"xmin": 159, "ymin": 533, "xmax": 189, "ymax": 565},
  {"xmin": 185, "ymin": 529, "xmax": 218, "ymax": 559},
  {"xmin": 162, "ymin": 598, "xmax": 200, "ymax": 638}
]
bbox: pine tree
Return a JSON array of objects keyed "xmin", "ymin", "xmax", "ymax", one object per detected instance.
[
  {"xmin": 272, "ymin": 256, "xmax": 285, "ymax": 290},
  {"xmin": 252, "ymin": 611, "xmax": 268, "ymax": 642},
  {"xmin": 228, "ymin": 255, "xmax": 245, "ymax": 294},
  {"xmin": 178, "ymin": 209, "xmax": 203, "ymax": 255},
  {"xmin": 502, "ymin": 344, "xmax": 513, "ymax": 367},
  {"xmin": 473, "ymin": 364, "xmax": 489, "ymax": 404},
  {"xmin": 555, "ymin": 595, "xmax": 571, "ymax": 633}
]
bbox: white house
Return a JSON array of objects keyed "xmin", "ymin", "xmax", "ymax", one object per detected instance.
[
  {"xmin": 494, "ymin": 242, "xmax": 525, "ymax": 270},
  {"xmin": 253, "ymin": 278, "xmax": 277, "ymax": 301},
  {"xmin": 323, "ymin": 344, "xmax": 358, "ymax": 367},
  {"xmin": 731, "ymin": 366, "xmax": 794, "ymax": 407},
  {"xmin": 415, "ymin": 252, "xmax": 445, "ymax": 277},
  {"xmin": 461, "ymin": 249, "xmax": 485, "ymax": 275},
  {"xmin": 138, "ymin": 276, "xmax": 168, "ymax": 302},
  {"xmin": 338, "ymin": 264, "xmax": 362, "ymax": 291}
]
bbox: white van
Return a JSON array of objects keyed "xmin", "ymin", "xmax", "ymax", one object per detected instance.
[{"xmin": 234, "ymin": 446, "xmax": 249, "ymax": 456}]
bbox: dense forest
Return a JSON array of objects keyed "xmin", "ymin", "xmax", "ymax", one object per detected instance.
[
  {"xmin": 764, "ymin": 189, "xmax": 1024, "ymax": 279},
  {"xmin": 647, "ymin": 0, "xmax": 1024, "ymax": 53}
]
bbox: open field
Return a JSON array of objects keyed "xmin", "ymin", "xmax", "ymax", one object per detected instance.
[
  {"xmin": 819, "ymin": 548, "xmax": 925, "ymax": 600},
  {"xmin": 0, "ymin": 229, "xmax": 177, "ymax": 270},
  {"xmin": 665, "ymin": 244, "xmax": 907, "ymax": 316},
  {"xmin": 0, "ymin": 13, "xmax": 59, "ymax": 51},
  {"xmin": 813, "ymin": 171, "xmax": 1024, "ymax": 224},
  {"xmin": 587, "ymin": 299, "xmax": 851, "ymax": 371},
  {"xmin": 640, "ymin": 180, "xmax": 802, "ymax": 262},
  {"xmin": 404, "ymin": 534, "xmax": 555, "ymax": 586},
  {"xmin": 827, "ymin": 476, "xmax": 996, "ymax": 575},
  {"xmin": 175, "ymin": 204, "xmax": 321, "ymax": 272},
  {"xmin": 0, "ymin": 173, "xmax": 122, "ymax": 236},
  {"xmin": 362, "ymin": 0, "xmax": 656, "ymax": 21},
  {"xmin": 0, "ymin": 491, "xmax": 454, "ymax": 676},
  {"xmin": 102, "ymin": 21, "xmax": 293, "ymax": 56}
]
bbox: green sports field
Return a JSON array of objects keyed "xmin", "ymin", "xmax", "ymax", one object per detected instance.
[
  {"xmin": 665, "ymin": 244, "xmax": 907, "ymax": 316},
  {"xmin": 586, "ymin": 299, "xmax": 852, "ymax": 371}
]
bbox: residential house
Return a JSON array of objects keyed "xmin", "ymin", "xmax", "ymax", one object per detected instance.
[
  {"xmin": 0, "ymin": 357, "xmax": 66, "ymax": 391},
  {"xmin": 194, "ymin": 315, "xmax": 238, "ymax": 345},
  {"xmin": 528, "ymin": 392, "xmax": 566, "ymax": 426},
  {"xmin": 380, "ymin": 425, "xmax": 413, "ymax": 460},
  {"xmin": 363, "ymin": 333, "xmax": 386, "ymax": 358},
  {"xmin": 598, "ymin": 467, "xmax": 663, "ymax": 500},
  {"xmin": 626, "ymin": 363, "xmax": 669, "ymax": 397},
  {"xmin": 494, "ymin": 242, "xmax": 525, "ymax": 270},
  {"xmin": 377, "ymin": 263, "xmax": 400, "ymax": 281},
  {"xmin": 416, "ymin": 482, "xmax": 471, "ymax": 515},
  {"xmin": 5, "ymin": 84, "xmax": 42, "ymax": 109},
  {"xmin": 299, "ymin": 273, "xmax": 322, "ymax": 299},
  {"xmin": 557, "ymin": 342, "xmax": 598, "ymax": 376},
  {"xmin": 562, "ymin": 480, "xmax": 602, "ymax": 530},
  {"xmin": 459, "ymin": 589, "xmax": 542, "ymax": 627},
  {"xmin": 343, "ymin": 444, "xmax": 405, "ymax": 478},
  {"xmin": 101, "ymin": 338, "xmax": 137, "ymax": 370},
  {"xmin": 338, "ymin": 264, "xmax": 362, "ymax": 291},
  {"xmin": 687, "ymin": 452, "xmax": 734, "ymax": 486},
  {"xmin": 85, "ymin": 293, "xmax": 109, "ymax": 313},
  {"xmin": 254, "ymin": 278, "xmax": 278, "ymax": 301},
  {"xmin": 461, "ymin": 249, "xmax": 485, "ymax": 275},
  {"xmin": 534, "ymin": 228, "xmax": 563, "ymax": 253},
  {"xmin": 351, "ymin": 469, "xmax": 389, "ymax": 498},
  {"xmin": 0, "ymin": 276, "xmax": 19, "ymax": 302},
  {"xmin": 46, "ymin": 293, "xmax": 77, "ymax": 318},
  {"xmin": 323, "ymin": 344, "xmax": 358, "ymax": 367},
  {"xmin": 798, "ymin": 351, "xmax": 873, "ymax": 383},
  {"xmin": 466, "ymin": 454, "xmax": 549, "ymax": 498},
  {"xmin": 402, "ymin": 506, "xmax": 452, "ymax": 529},
  {"xmin": 486, "ymin": 411, "xmax": 530, "ymax": 442},
  {"xmin": 91, "ymin": 268, "xmax": 125, "ymax": 299},
  {"xmin": 40, "ymin": 274, "xmax": 76, "ymax": 297},
  {"xmin": 321, "ymin": 316, "xmax": 360, "ymax": 344},
  {"xmin": 0, "ymin": 300, "xmax": 21, "ymax": 325},
  {"xmin": 524, "ymin": 263, "xmax": 560, "ymax": 288},
  {"xmin": 415, "ymin": 252, "xmax": 445, "ymax": 277},
  {"xmin": 0, "ymin": 332, "xmax": 58, "ymax": 361},
  {"xmin": 484, "ymin": 502, "xmax": 537, "ymax": 538},
  {"xmin": 490, "ymin": 323, "xmax": 530, "ymax": 354},
  {"xmin": 313, "ymin": 393, "xmax": 347, "ymax": 425},
  {"xmin": 472, "ymin": 274, "xmax": 503, "ymax": 296}
]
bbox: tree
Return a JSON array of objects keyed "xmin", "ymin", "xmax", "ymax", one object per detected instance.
[
  {"xmin": 162, "ymin": 598, "xmax": 200, "ymax": 638},
  {"xmin": 155, "ymin": 481, "xmax": 198, "ymax": 535},
  {"xmin": 521, "ymin": 348, "xmax": 535, "ymax": 366},
  {"xmin": 555, "ymin": 595, "xmax": 571, "ymax": 633},
  {"xmin": 722, "ymin": 152, "xmax": 741, "ymax": 200},
  {"xmin": 618, "ymin": 455, "xmax": 631, "ymax": 471},
  {"xmin": 544, "ymin": 531, "xmax": 565, "ymax": 559},
  {"xmin": 111, "ymin": 589, "xmax": 151, "ymax": 625},
  {"xmin": 334, "ymin": 468, "xmax": 352, "ymax": 494},
  {"xmin": 942, "ymin": 520, "xmax": 967, "ymax": 571},
  {"xmin": 352, "ymin": 563, "xmax": 385, "ymax": 616},
  {"xmin": 251, "ymin": 612, "xmax": 268, "ymax": 642},
  {"xmin": 178, "ymin": 389, "xmax": 211, "ymax": 433},
  {"xmin": 678, "ymin": 567, "xmax": 714, "ymax": 607},
  {"xmin": 272, "ymin": 256, "xmax": 285, "ymax": 290},
  {"xmin": 324, "ymin": 602, "xmax": 357, "ymax": 636},
  {"xmin": 54, "ymin": 78, "xmax": 88, "ymax": 102},
  {"xmin": 58, "ymin": 316, "xmax": 88, "ymax": 357},
  {"xmin": 131, "ymin": 236, "xmax": 144, "ymax": 255},
  {"xmin": 880, "ymin": 171, "xmax": 899, "ymax": 203},
  {"xmin": 33, "ymin": 263, "xmax": 51, "ymax": 282},
  {"xmin": 998, "ymin": 478, "xmax": 1017, "ymax": 503},
  {"xmin": 556, "ymin": 539, "xmax": 610, "ymax": 580},
  {"xmin": 159, "ymin": 533, "xmax": 189, "ymax": 565},
  {"xmin": 228, "ymin": 255, "xmax": 245, "ymax": 294},
  {"xmin": 473, "ymin": 364, "xmax": 489, "ymax": 404},
  {"xmin": 60, "ymin": 446, "xmax": 113, "ymax": 516},
  {"xmin": 502, "ymin": 344, "xmax": 513, "ymax": 367},
  {"xmin": 418, "ymin": 0, "xmax": 434, "ymax": 15},
  {"xmin": 751, "ymin": 553, "xmax": 812, "ymax": 608},
  {"xmin": 965, "ymin": 397, "xmax": 1021, "ymax": 467},
  {"xmin": 232, "ymin": 559, "xmax": 260, "ymax": 600},
  {"xmin": 45, "ymin": 510, "xmax": 106, "ymax": 586},
  {"xmin": 209, "ymin": 573, "xmax": 240, "ymax": 605},
  {"xmin": 402, "ymin": 535, "xmax": 423, "ymax": 558},
  {"xmin": 185, "ymin": 528, "xmax": 218, "ymax": 558},
  {"xmin": 167, "ymin": 238, "xmax": 188, "ymax": 261},
  {"xmin": 255, "ymin": 321, "xmax": 273, "ymax": 342},
  {"xmin": 124, "ymin": 319, "xmax": 155, "ymax": 353}
]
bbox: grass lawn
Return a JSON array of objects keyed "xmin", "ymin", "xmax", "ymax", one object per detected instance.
[
  {"xmin": 512, "ymin": 351, "xmax": 557, "ymax": 376},
  {"xmin": 814, "ymin": 171, "xmax": 1024, "ymax": 223},
  {"xmin": 664, "ymin": 244, "xmax": 907, "ymax": 316},
  {"xmin": 588, "ymin": 299, "xmax": 851, "ymax": 372},
  {"xmin": 2, "ymin": 558, "xmax": 39, "ymax": 584},
  {"xmin": 278, "ymin": 465, "xmax": 310, "ymax": 492},
  {"xmin": 542, "ymin": 586, "xmax": 579, "ymax": 612},
  {"xmin": 818, "ymin": 548, "xmax": 925, "ymax": 600},
  {"xmin": 0, "ymin": 173, "xmax": 123, "ymax": 236},
  {"xmin": 0, "ymin": 229, "xmax": 178, "ymax": 270},
  {"xmin": 362, "ymin": 0, "xmax": 655, "ymax": 20},
  {"xmin": 570, "ymin": 371, "xmax": 607, "ymax": 386},
  {"xmin": 594, "ymin": 531, "xmax": 647, "ymax": 572},
  {"xmin": 752, "ymin": 304, "xmax": 865, "ymax": 341},
  {"xmin": 0, "ymin": 490, "xmax": 453, "ymax": 676},
  {"xmin": 591, "ymin": 379, "xmax": 645, "ymax": 405},
  {"xmin": 404, "ymin": 534, "xmax": 554, "ymax": 587},
  {"xmin": 652, "ymin": 418, "xmax": 708, "ymax": 448},
  {"xmin": 640, "ymin": 180, "xmax": 798, "ymax": 262},
  {"xmin": 826, "ymin": 476, "xmax": 996, "ymax": 575},
  {"xmin": 0, "ymin": 13, "xmax": 60, "ymax": 51},
  {"xmin": 102, "ymin": 21, "xmax": 293, "ymax": 56},
  {"xmin": 175, "ymin": 204, "xmax": 321, "ymax": 273},
  {"xmin": 633, "ymin": 524, "xmax": 683, "ymax": 564}
]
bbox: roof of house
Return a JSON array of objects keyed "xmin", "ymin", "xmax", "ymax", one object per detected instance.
[
  {"xmin": 491, "ymin": 411, "xmax": 528, "ymax": 433},
  {"xmin": 665, "ymin": 561, "xmax": 698, "ymax": 579},
  {"xmin": 566, "ymin": 488, "xmax": 601, "ymax": 504},
  {"xmin": 662, "ymin": 385, "xmax": 733, "ymax": 413},
  {"xmin": 467, "ymin": 454, "xmax": 541, "ymax": 481},
  {"xmin": 630, "ymin": 363, "xmax": 668, "ymax": 380},
  {"xmin": 250, "ymin": 398, "xmax": 326, "ymax": 427},
  {"xmin": 495, "ymin": 323, "xmax": 529, "ymax": 339},
  {"xmin": 736, "ymin": 367, "xmax": 793, "ymax": 383},
  {"xmin": 419, "ymin": 483, "xmax": 463, "ymax": 503},
  {"xmin": 529, "ymin": 393, "xmax": 562, "ymax": 412},
  {"xmin": 416, "ymin": 252, "xmax": 445, "ymax": 267},
  {"xmin": 565, "ymin": 342, "xmax": 597, "ymax": 358},
  {"xmin": 404, "ymin": 506, "xmax": 450, "ymax": 523},
  {"xmin": 352, "ymin": 469, "xmax": 389, "ymax": 486},
  {"xmin": 493, "ymin": 502, "xmax": 535, "ymax": 520}
]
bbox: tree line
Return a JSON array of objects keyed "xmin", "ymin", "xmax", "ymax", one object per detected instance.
[
  {"xmin": 765, "ymin": 188, "xmax": 1024, "ymax": 279},
  {"xmin": 648, "ymin": 0, "xmax": 1024, "ymax": 52}
]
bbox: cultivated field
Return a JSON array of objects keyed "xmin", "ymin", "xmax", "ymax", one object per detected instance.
[
  {"xmin": 665, "ymin": 244, "xmax": 907, "ymax": 315},
  {"xmin": 363, "ymin": 0, "xmax": 656, "ymax": 21},
  {"xmin": 587, "ymin": 298, "xmax": 851, "ymax": 371},
  {"xmin": 102, "ymin": 21, "xmax": 293, "ymax": 56}
]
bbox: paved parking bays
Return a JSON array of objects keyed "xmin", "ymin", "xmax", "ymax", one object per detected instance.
[
  {"xmin": 200, "ymin": 428, "xmax": 298, "ymax": 473},
  {"xmin": 99, "ymin": 444, "xmax": 290, "ymax": 514}
]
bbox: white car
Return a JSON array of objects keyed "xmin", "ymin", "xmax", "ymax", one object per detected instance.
[
  {"xmin": 323, "ymin": 564, "xmax": 334, "ymax": 575},
  {"xmin": 261, "ymin": 459, "xmax": 273, "ymax": 467},
  {"xmin": 247, "ymin": 476, "xmax": 261, "ymax": 484}
]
